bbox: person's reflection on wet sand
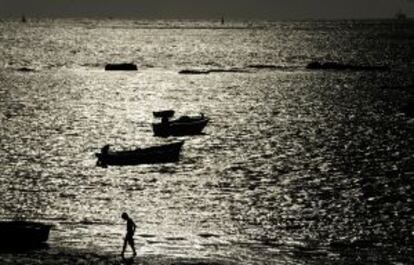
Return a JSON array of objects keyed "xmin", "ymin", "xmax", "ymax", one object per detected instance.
[{"xmin": 121, "ymin": 257, "xmax": 135, "ymax": 265}]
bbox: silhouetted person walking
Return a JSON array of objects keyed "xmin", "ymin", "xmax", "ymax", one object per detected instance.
[{"xmin": 121, "ymin": 212, "xmax": 137, "ymax": 257}]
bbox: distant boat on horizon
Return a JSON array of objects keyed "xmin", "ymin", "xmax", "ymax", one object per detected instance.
[{"xmin": 395, "ymin": 10, "xmax": 407, "ymax": 20}]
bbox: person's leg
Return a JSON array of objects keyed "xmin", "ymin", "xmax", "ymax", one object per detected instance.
[
  {"xmin": 127, "ymin": 236, "xmax": 137, "ymax": 256},
  {"xmin": 121, "ymin": 238, "xmax": 127, "ymax": 257}
]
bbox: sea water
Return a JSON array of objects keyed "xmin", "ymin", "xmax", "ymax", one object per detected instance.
[{"xmin": 0, "ymin": 18, "xmax": 413, "ymax": 264}]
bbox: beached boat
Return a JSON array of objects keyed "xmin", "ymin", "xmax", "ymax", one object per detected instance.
[
  {"xmin": 152, "ymin": 112, "xmax": 209, "ymax": 137},
  {"xmin": 96, "ymin": 141, "xmax": 184, "ymax": 167},
  {"xmin": 0, "ymin": 221, "xmax": 52, "ymax": 247}
]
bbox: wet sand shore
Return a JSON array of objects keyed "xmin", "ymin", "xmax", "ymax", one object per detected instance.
[{"xmin": 0, "ymin": 248, "xmax": 233, "ymax": 265}]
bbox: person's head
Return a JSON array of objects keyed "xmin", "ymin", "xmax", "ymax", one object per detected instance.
[{"xmin": 121, "ymin": 212, "xmax": 129, "ymax": 220}]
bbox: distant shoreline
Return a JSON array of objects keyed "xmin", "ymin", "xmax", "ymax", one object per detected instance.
[{"xmin": 0, "ymin": 16, "xmax": 412, "ymax": 22}]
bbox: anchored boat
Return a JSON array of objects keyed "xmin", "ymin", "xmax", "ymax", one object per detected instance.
[
  {"xmin": 96, "ymin": 141, "xmax": 184, "ymax": 167},
  {"xmin": 152, "ymin": 111, "xmax": 209, "ymax": 137}
]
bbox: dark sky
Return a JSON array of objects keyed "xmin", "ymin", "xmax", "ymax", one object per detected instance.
[{"xmin": 1, "ymin": 0, "xmax": 413, "ymax": 19}]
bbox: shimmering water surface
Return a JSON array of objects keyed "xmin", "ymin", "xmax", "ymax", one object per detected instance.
[{"xmin": 0, "ymin": 19, "xmax": 413, "ymax": 264}]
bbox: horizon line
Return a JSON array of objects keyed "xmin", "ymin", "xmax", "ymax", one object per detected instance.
[{"xmin": 1, "ymin": 14, "xmax": 413, "ymax": 21}]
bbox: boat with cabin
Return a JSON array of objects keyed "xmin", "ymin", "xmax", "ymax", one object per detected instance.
[{"xmin": 152, "ymin": 110, "xmax": 209, "ymax": 137}]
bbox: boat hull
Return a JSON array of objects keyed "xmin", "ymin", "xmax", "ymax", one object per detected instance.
[
  {"xmin": 152, "ymin": 118, "xmax": 209, "ymax": 137},
  {"xmin": 0, "ymin": 221, "xmax": 52, "ymax": 248},
  {"xmin": 96, "ymin": 141, "xmax": 184, "ymax": 167}
]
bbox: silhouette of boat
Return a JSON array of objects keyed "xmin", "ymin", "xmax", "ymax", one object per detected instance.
[
  {"xmin": 395, "ymin": 10, "xmax": 407, "ymax": 20},
  {"xmin": 96, "ymin": 141, "xmax": 184, "ymax": 167},
  {"xmin": 0, "ymin": 221, "xmax": 52, "ymax": 248},
  {"xmin": 306, "ymin": 61, "xmax": 389, "ymax": 71},
  {"xmin": 152, "ymin": 111, "xmax": 209, "ymax": 137},
  {"xmin": 153, "ymin": 110, "xmax": 175, "ymax": 118},
  {"xmin": 105, "ymin": 63, "xmax": 137, "ymax": 71}
]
